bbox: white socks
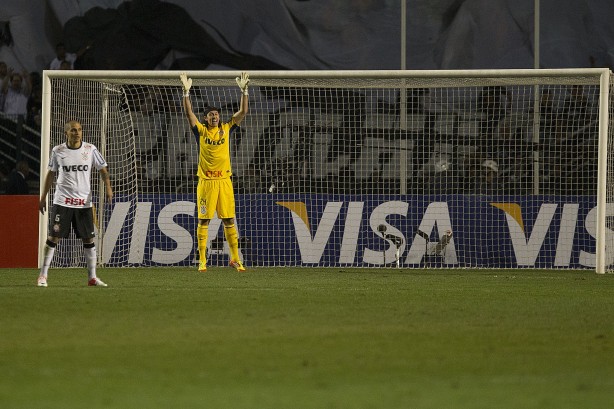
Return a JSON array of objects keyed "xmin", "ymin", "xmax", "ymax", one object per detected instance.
[
  {"xmin": 40, "ymin": 242, "xmax": 56, "ymax": 278},
  {"xmin": 84, "ymin": 246, "xmax": 97, "ymax": 280},
  {"xmin": 39, "ymin": 241, "xmax": 98, "ymax": 281}
]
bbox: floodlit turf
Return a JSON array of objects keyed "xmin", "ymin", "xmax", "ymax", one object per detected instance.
[{"xmin": 1, "ymin": 267, "xmax": 613, "ymax": 409}]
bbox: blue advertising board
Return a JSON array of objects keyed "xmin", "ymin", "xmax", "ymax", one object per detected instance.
[{"xmin": 100, "ymin": 194, "xmax": 601, "ymax": 269}]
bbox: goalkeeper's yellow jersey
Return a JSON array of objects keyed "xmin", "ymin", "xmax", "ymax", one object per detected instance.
[{"xmin": 193, "ymin": 118, "xmax": 238, "ymax": 180}]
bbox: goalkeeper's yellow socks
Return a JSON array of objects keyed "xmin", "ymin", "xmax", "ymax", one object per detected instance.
[
  {"xmin": 224, "ymin": 223, "xmax": 240, "ymax": 262},
  {"xmin": 197, "ymin": 223, "xmax": 208, "ymax": 266}
]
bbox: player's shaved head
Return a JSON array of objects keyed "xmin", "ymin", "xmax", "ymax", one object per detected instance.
[{"xmin": 65, "ymin": 120, "xmax": 82, "ymax": 132}]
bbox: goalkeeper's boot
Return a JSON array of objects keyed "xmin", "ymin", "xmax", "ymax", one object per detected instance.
[
  {"xmin": 88, "ymin": 277, "xmax": 108, "ymax": 287},
  {"xmin": 198, "ymin": 260, "xmax": 207, "ymax": 272},
  {"xmin": 229, "ymin": 260, "xmax": 246, "ymax": 272},
  {"xmin": 37, "ymin": 276, "xmax": 47, "ymax": 287}
]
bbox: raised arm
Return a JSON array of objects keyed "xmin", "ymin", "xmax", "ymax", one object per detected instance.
[
  {"xmin": 180, "ymin": 73, "xmax": 198, "ymax": 128},
  {"xmin": 233, "ymin": 72, "xmax": 250, "ymax": 125}
]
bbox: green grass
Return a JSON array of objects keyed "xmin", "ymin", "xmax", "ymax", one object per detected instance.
[{"xmin": 1, "ymin": 268, "xmax": 613, "ymax": 409}]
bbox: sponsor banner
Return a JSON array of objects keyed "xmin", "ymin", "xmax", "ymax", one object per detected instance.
[
  {"xmin": 100, "ymin": 194, "xmax": 607, "ymax": 268},
  {"xmin": 0, "ymin": 195, "xmax": 39, "ymax": 268}
]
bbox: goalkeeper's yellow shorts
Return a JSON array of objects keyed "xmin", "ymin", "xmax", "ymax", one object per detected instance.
[{"xmin": 196, "ymin": 177, "xmax": 236, "ymax": 220}]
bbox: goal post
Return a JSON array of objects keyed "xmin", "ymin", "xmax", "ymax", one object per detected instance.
[
  {"xmin": 595, "ymin": 70, "xmax": 613, "ymax": 274},
  {"xmin": 39, "ymin": 68, "xmax": 614, "ymax": 272}
]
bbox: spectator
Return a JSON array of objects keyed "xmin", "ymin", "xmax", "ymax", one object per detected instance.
[
  {"xmin": 491, "ymin": 116, "xmax": 531, "ymax": 195},
  {"xmin": 537, "ymin": 88, "xmax": 558, "ymax": 145},
  {"xmin": 559, "ymin": 84, "xmax": 597, "ymax": 133},
  {"xmin": 477, "ymin": 86, "xmax": 509, "ymax": 157},
  {"xmin": 4, "ymin": 160, "xmax": 30, "ymax": 194},
  {"xmin": 467, "ymin": 159, "xmax": 502, "ymax": 195},
  {"xmin": 0, "ymin": 60, "xmax": 7, "ymax": 81},
  {"xmin": 49, "ymin": 42, "xmax": 92, "ymax": 70},
  {"xmin": 560, "ymin": 85, "xmax": 590, "ymax": 118},
  {"xmin": 50, "ymin": 43, "xmax": 74, "ymax": 70},
  {"xmin": 423, "ymin": 158, "xmax": 461, "ymax": 195},
  {"xmin": 543, "ymin": 115, "xmax": 578, "ymax": 195},
  {"xmin": 27, "ymin": 82, "xmax": 43, "ymax": 128},
  {"xmin": 0, "ymin": 60, "xmax": 7, "ymax": 110},
  {"xmin": 2, "ymin": 69, "xmax": 31, "ymax": 117}
]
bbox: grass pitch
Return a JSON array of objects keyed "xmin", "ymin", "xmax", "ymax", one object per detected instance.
[{"xmin": 1, "ymin": 267, "xmax": 613, "ymax": 409}]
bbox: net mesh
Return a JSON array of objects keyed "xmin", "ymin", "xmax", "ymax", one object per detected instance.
[{"xmin": 43, "ymin": 71, "xmax": 613, "ymax": 270}]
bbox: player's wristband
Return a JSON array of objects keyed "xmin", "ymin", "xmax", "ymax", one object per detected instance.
[
  {"xmin": 242, "ymin": 90, "xmax": 249, "ymax": 96},
  {"xmin": 183, "ymin": 91, "xmax": 190, "ymax": 97}
]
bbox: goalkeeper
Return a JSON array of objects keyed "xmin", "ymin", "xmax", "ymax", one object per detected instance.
[{"xmin": 181, "ymin": 72, "xmax": 249, "ymax": 272}]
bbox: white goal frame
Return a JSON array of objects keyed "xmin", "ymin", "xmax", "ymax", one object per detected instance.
[{"xmin": 39, "ymin": 68, "xmax": 612, "ymax": 272}]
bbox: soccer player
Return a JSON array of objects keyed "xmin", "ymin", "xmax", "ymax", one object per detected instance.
[
  {"xmin": 180, "ymin": 72, "xmax": 249, "ymax": 272},
  {"xmin": 37, "ymin": 120, "xmax": 113, "ymax": 287}
]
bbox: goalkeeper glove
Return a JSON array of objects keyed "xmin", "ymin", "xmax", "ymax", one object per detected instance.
[
  {"xmin": 180, "ymin": 72, "xmax": 192, "ymax": 97},
  {"xmin": 236, "ymin": 72, "xmax": 250, "ymax": 96}
]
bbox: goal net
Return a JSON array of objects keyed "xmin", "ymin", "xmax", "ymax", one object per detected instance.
[{"xmin": 39, "ymin": 69, "xmax": 614, "ymax": 272}]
